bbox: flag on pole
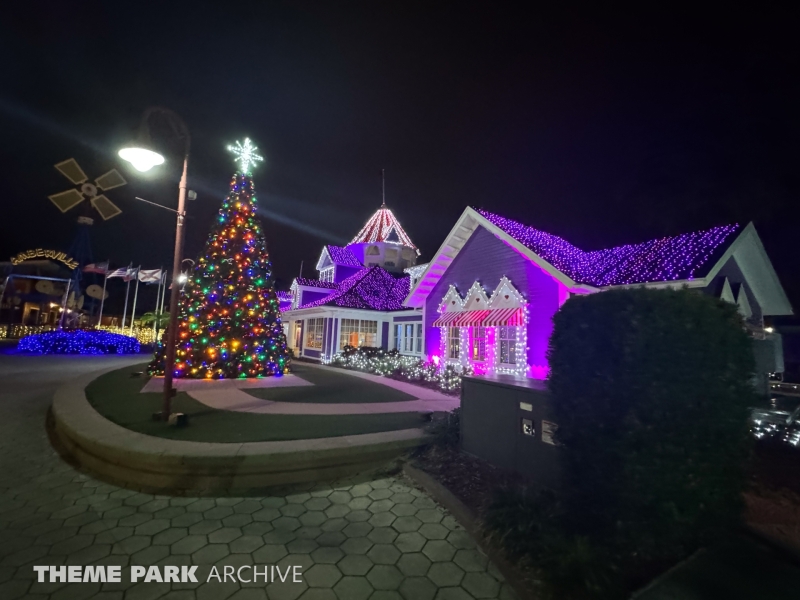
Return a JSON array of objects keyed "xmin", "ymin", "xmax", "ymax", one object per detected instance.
[
  {"xmin": 124, "ymin": 267, "xmax": 139, "ymax": 282},
  {"xmin": 138, "ymin": 269, "xmax": 164, "ymax": 283},
  {"xmin": 83, "ymin": 262, "xmax": 109, "ymax": 274},
  {"xmin": 106, "ymin": 267, "xmax": 129, "ymax": 278}
]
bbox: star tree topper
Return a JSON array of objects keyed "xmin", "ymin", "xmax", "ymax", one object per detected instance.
[{"xmin": 227, "ymin": 138, "xmax": 264, "ymax": 174}]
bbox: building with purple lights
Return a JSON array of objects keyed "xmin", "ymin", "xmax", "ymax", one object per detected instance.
[
  {"xmin": 405, "ymin": 207, "xmax": 792, "ymax": 380},
  {"xmin": 282, "ymin": 204, "xmax": 427, "ymax": 361}
]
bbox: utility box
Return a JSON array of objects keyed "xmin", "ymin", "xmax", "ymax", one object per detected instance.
[{"xmin": 460, "ymin": 375, "xmax": 561, "ymax": 489}]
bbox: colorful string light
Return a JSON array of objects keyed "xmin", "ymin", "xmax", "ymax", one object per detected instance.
[
  {"xmin": 478, "ymin": 209, "xmax": 740, "ymax": 286},
  {"xmin": 18, "ymin": 330, "xmax": 140, "ymax": 355},
  {"xmin": 149, "ymin": 164, "xmax": 290, "ymax": 379}
]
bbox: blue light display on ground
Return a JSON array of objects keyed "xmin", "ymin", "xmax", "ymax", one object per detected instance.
[{"xmin": 18, "ymin": 330, "xmax": 141, "ymax": 355}]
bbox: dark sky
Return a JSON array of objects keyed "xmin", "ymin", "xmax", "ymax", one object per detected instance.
[{"xmin": 1, "ymin": 2, "xmax": 798, "ymax": 314}]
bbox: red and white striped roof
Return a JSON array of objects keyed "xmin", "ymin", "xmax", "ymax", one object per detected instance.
[{"xmin": 350, "ymin": 206, "xmax": 416, "ymax": 249}]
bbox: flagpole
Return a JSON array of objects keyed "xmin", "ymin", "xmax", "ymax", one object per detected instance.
[
  {"xmin": 153, "ymin": 266, "xmax": 163, "ymax": 337},
  {"xmin": 97, "ymin": 260, "xmax": 109, "ymax": 328},
  {"xmin": 129, "ymin": 266, "xmax": 141, "ymax": 336},
  {"xmin": 121, "ymin": 262, "xmax": 132, "ymax": 330}
]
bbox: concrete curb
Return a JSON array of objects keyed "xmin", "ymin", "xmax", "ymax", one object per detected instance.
[{"xmin": 51, "ymin": 366, "xmax": 432, "ymax": 494}]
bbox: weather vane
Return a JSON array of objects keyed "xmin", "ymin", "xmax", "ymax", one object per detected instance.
[{"xmin": 228, "ymin": 138, "xmax": 264, "ymax": 174}]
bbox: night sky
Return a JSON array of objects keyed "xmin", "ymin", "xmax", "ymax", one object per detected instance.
[{"xmin": 1, "ymin": 3, "xmax": 798, "ymax": 315}]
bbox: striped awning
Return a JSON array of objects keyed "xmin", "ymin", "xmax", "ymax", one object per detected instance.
[
  {"xmin": 451, "ymin": 310, "xmax": 489, "ymax": 327},
  {"xmin": 431, "ymin": 312, "xmax": 462, "ymax": 327},
  {"xmin": 480, "ymin": 307, "xmax": 525, "ymax": 327}
]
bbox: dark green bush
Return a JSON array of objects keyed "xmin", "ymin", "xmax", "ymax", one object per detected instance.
[
  {"xmin": 547, "ymin": 287, "xmax": 755, "ymax": 565},
  {"xmin": 429, "ymin": 407, "xmax": 461, "ymax": 447}
]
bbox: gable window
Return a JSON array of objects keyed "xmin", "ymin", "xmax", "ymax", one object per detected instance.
[
  {"xmin": 448, "ymin": 327, "xmax": 461, "ymax": 360},
  {"xmin": 305, "ymin": 318, "xmax": 324, "ymax": 349},
  {"xmin": 319, "ymin": 267, "xmax": 334, "ymax": 283},
  {"xmin": 340, "ymin": 319, "xmax": 378, "ymax": 349},
  {"xmin": 498, "ymin": 326, "xmax": 517, "ymax": 365},
  {"xmin": 472, "ymin": 326, "xmax": 486, "ymax": 362},
  {"xmin": 366, "ymin": 246, "xmax": 380, "ymax": 256}
]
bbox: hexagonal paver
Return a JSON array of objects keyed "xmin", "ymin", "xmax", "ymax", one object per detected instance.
[
  {"xmin": 253, "ymin": 507, "xmax": 281, "ymax": 522},
  {"xmin": 395, "ymin": 531, "xmax": 426, "ymax": 553},
  {"xmin": 230, "ymin": 535, "xmax": 265, "ymax": 554},
  {"xmin": 328, "ymin": 491, "xmax": 351, "ymax": 504},
  {"xmin": 462, "ymin": 571, "xmax": 502, "ymax": 598},
  {"xmin": 419, "ymin": 523, "xmax": 449, "ymax": 540},
  {"xmin": 305, "ymin": 564, "xmax": 342, "ymax": 588},
  {"xmin": 286, "ymin": 493, "xmax": 311, "ymax": 504},
  {"xmin": 223, "ymin": 514, "xmax": 253, "ymax": 528},
  {"xmin": 300, "ymin": 511, "xmax": 327, "ymax": 527},
  {"xmin": 343, "ymin": 521, "xmax": 373, "ymax": 538},
  {"xmin": 234, "ymin": 499, "xmax": 263, "ymax": 514},
  {"xmin": 447, "ymin": 530, "xmax": 477, "ymax": 550},
  {"xmin": 397, "ymin": 552, "xmax": 432, "ymax": 577},
  {"xmin": 281, "ymin": 503, "xmax": 307, "ymax": 518},
  {"xmin": 453, "ymin": 549, "xmax": 489, "ymax": 572},
  {"xmin": 367, "ymin": 544, "xmax": 401, "ymax": 565},
  {"xmin": 390, "ymin": 503, "xmax": 418, "ymax": 517},
  {"xmin": 273, "ymin": 516, "xmax": 302, "ymax": 532},
  {"xmin": 350, "ymin": 484, "xmax": 372, "ymax": 497},
  {"xmin": 368, "ymin": 488, "xmax": 393, "ymax": 500},
  {"xmin": 304, "ymin": 498, "xmax": 331, "ymax": 512},
  {"xmin": 368, "ymin": 499, "xmax": 394, "ymax": 514},
  {"xmin": 421, "ymin": 540, "xmax": 457, "ymax": 562},
  {"xmin": 320, "ymin": 518, "xmax": 348, "ymax": 533},
  {"xmin": 399, "ymin": 576, "xmax": 437, "ymax": 600},
  {"xmin": 391, "ymin": 492, "xmax": 416, "ymax": 504},
  {"xmin": 340, "ymin": 538, "xmax": 373, "ymax": 554},
  {"xmin": 171, "ymin": 535, "xmax": 207, "ymax": 555},
  {"xmin": 427, "ymin": 561, "xmax": 465, "ymax": 587},
  {"xmin": 253, "ymin": 544, "xmax": 288, "ymax": 563},
  {"xmin": 333, "ymin": 576, "xmax": 373, "ymax": 600},
  {"xmin": 209, "ymin": 527, "xmax": 243, "ymax": 544},
  {"xmin": 338, "ymin": 554, "xmax": 374, "ymax": 576},
  {"xmin": 311, "ymin": 546, "xmax": 343, "ymax": 564},
  {"xmin": 315, "ymin": 531, "xmax": 346, "ymax": 547},
  {"xmin": 366, "ymin": 565, "xmax": 403, "ymax": 590},
  {"xmin": 368, "ymin": 527, "xmax": 398, "ymax": 544},
  {"xmin": 287, "ymin": 539, "xmax": 319, "ymax": 554},
  {"xmin": 348, "ymin": 497, "xmax": 372, "ymax": 510},
  {"xmin": 369, "ymin": 512, "xmax": 397, "ymax": 528},
  {"xmin": 192, "ymin": 543, "xmax": 230, "ymax": 565},
  {"xmin": 392, "ymin": 516, "xmax": 422, "ymax": 533}
]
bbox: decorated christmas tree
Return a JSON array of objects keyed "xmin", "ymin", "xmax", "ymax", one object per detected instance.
[{"xmin": 149, "ymin": 138, "xmax": 289, "ymax": 379}]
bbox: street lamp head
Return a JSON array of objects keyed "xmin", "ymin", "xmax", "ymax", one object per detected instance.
[
  {"xmin": 177, "ymin": 273, "xmax": 188, "ymax": 284},
  {"xmin": 118, "ymin": 145, "xmax": 165, "ymax": 172}
]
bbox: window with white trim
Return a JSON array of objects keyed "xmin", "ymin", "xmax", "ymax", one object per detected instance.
[
  {"xmin": 472, "ymin": 326, "xmax": 486, "ymax": 362},
  {"xmin": 319, "ymin": 267, "xmax": 334, "ymax": 283},
  {"xmin": 340, "ymin": 319, "xmax": 378, "ymax": 349},
  {"xmin": 305, "ymin": 318, "xmax": 324, "ymax": 349},
  {"xmin": 498, "ymin": 325, "xmax": 517, "ymax": 365},
  {"xmin": 394, "ymin": 323, "xmax": 422, "ymax": 354},
  {"xmin": 448, "ymin": 327, "xmax": 461, "ymax": 360}
]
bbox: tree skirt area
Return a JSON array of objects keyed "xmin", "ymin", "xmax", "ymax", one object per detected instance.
[{"xmin": 86, "ymin": 363, "xmax": 427, "ymax": 443}]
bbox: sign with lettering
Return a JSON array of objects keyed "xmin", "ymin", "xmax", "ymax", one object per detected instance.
[{"xmin": 11, "ymin": 249, "xmax": 78, "ymax": 270}]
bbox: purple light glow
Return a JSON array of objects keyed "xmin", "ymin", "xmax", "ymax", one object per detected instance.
[
  {"xmin": 325, "ymin": 245, "xmax": 362, "ymax": 267},
  {"xmin": 478, "ymin": 209, "xmax": 740, "ymax": 286},
  {"xmin": 293, "ymin": 278, "xmax": 338, "ymax": 289},
  {"xmin": 300, "ymin": 267, "xmax": 411, "ymax": 311}
]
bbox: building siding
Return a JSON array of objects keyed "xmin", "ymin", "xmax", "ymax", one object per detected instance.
[{"xmin": 424, "ymin": 225, "xmax": 562, "ymax": 370}]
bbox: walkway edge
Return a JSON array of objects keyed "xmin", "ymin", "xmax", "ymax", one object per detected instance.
[
  {"xmin": 403, "ymin": 463, "xmax": 539, "ymax": 600},
  {"xmin": 51, "ymin": 366, "xmax": 431, "ymax": 494}
]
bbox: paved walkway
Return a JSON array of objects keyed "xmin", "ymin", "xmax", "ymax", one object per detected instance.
[
  {"xmin": 144, "ymin": 363, "xmax": 460, "ymax": 415},
  {"xmin": 0, "ymin": 354, "xmax": 514, "ymax": 600}
]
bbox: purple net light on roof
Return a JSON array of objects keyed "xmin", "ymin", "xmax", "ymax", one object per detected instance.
[
  {"xmin": 326, "ymin": 245, "xmax": 362, "ymax": 267},
  {"xmin": 478, "ymin": 209, "xmax": 740, "ymax": 286},
  {"xmin": 300, "ymin": 267, "xmax": 411, "ymax": 311},
  {"xmin": 293, "ymin": 278, "xmax": 338, "ymax": 289}
]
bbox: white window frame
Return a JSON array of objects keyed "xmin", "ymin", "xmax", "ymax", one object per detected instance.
[
  {"xmin": 319, "ymin": 267, "xmax": 334, "ymax": 283},
  {"xmin": 498, "ymin": 325, "xmax": 517, "ymax": 365},
  {"xmin": 394, "ymin": 322, "xmax": 422, "ymax": 355},
  {"xmin": 340, "ymin": 319, "xmax": 378, "ymax": 349},
  {"xmin": 305, "ymin": 318, "xmax": 324, "ymax": 350},
  {"xmin": 472, "ymin": 326, "xmax": 486, "ymax": 362},
  {"xmin": 448, "ymin": 327, "xmax": 461, "ymax": 360}
]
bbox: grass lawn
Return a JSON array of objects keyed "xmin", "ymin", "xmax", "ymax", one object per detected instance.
[
  {"xmin": 244, "ymin": 363, "xmax": 416, "ymax": 403},
  {"xmin": 86, "ymin": 363, "xmax": 427, "ymax": 443}
]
